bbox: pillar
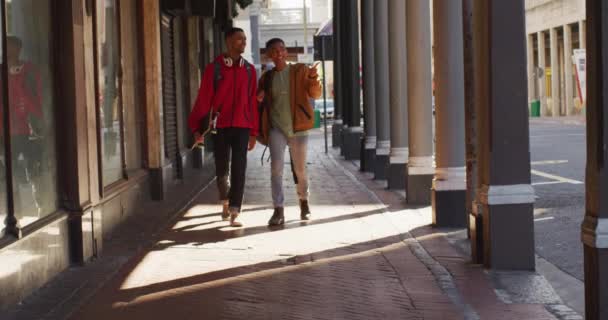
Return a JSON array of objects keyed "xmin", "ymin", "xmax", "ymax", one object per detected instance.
[
  {"xmin": 463, "ymin": 0, "xmax": 481, "ymax": 263},
  {"xmin": 582, "ymin": 1, "xmax": 608, "ymax": 317},
  {"xmin": 386, "ymin": 0, "xmax": 408, "ymax": 189},
  {"xmin": 361, "ymin": 0, "xmax": 376, "ymax": 172},
  {"xmin": 474, "ymin": 0, "xmax": 535, "ymax": 270},
  {"xmin": 432, "ymin": 0, "xmax": 466, "ymax": 227},
  {"xmin": 580, "ymin": 20, "xmax": 586, "ymax": 50},
  {"xmin": 406, "ymin": 0, "xmax": 433, "ymax": 203},
  {"xmin": 332, "ymin": 0, "xmax": 343, "ymax": 148},
  {"xmin": 373, "ymin": 0, "xmax": 391, "ymax": 180},
  {"xmin": 341, "ymin": 0, "xmax": 363, "ymax": 160},
  {"xmin": 564, "ymin": 24, "xmax": 574, "ymax": 116},
  {"xmin": 551, "ymin": 27, "xmax": 561, "ymax": 117},
  {"xmin": 527, "ymin": 34, "xmax": 536, "ymax": 104},
  {"xmin": 538, "ymin": 31, "xmax": 548, "ymax": 116},
  {"xmin": 142, "ymin": 0, "xmax": 165, "ymax": 200},
  {"xmin": 249, "ymin": 0, "xmax": 261, "ymax": 64}
]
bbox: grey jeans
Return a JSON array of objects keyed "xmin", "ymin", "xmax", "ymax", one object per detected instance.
[{"xmin": 269, "ymin": 128, "xmax": 309, "ymax": 208}]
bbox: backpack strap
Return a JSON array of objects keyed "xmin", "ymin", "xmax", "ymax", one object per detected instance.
[
  {"xmin": 213, "ymin": 60, "xmax": 222, "ymax": 114},
  {"xmin": 244, "ymin": 61, "xmax": 253, "ymax": 111}
]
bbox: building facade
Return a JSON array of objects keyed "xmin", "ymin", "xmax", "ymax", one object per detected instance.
[
  {"xmin": 0, "ymin": 0, "xmax": 232, "ymax": 309},
  {"xmin": 526, "ymin": 0, "xmax": 586, "ymax": 116}
]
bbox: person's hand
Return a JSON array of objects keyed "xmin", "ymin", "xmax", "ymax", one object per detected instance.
[
  {"xmin": 308, "ymin": 64, "xmax": 319, "ymax": 79},
  {"xmin": 257, "ymin": 91, "xmax": 265, "ymax": 103},
  {"xmin": 248, "ymin": 136, "xmax": 257, "ymax": 151}
]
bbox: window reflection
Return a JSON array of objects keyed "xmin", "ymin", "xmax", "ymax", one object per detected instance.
[
  {"xmin": 97, "ymin": 0, "xmax": 123, "ymax": 185},
  {"xmin": 2, "ymin": 0, "xmax": 58, "ymax": 228}
]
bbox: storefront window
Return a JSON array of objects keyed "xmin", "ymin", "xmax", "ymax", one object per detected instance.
[
  {"xmin": 96, "ymin": 0, "xmax": 124, "ymax": 186},
  {"xmin": 120, "ymin": 0, "xmax": 143, "ymax": 172},
  {"xmin": 0, "ymin": 3, "xmax": 6, "ymax": 233},
  {"xmin": 4, "ymin": 0, "xmax": 58, "ymax": 227}
]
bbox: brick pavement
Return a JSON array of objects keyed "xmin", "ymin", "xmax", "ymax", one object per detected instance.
[{"xmin": 67, "ymin": 131, "xmax": 562, "ymax": 320}]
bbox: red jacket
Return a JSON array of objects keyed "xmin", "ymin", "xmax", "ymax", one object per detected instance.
[
  {"xmin": 188, "ymin": 55, "xmax": 258, "ymax": 136},
  {"xmin": 0, "ymin": 62, "xmax": 42, "ymax": 136}
]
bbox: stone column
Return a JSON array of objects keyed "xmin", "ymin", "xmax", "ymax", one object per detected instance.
[
  {"xmin": 432, "ymin": 0, "xmax": 466, "ymax": 227},
  {"xmin": 249, "ymin": 0, "xmax": 261, "ymax": 64},
  {"xmin": 361, "ymin": 0, "xmax": 377, "ymax": 172},
  {"xmin": 373, "ymin": 0, "xmax": 391, "ymax": 180},
  {"xmin": 527, "ymin": 34, "xmax": 536, "ymax": 104},
  {"xmin": 538, "ymin": 31, "xmax": 548, "ymax": 116},
  {"xmin": 386, "ymin": 0, "xmax": 408, "ymax": 189},
  {"xmin": 564, "ymin": 24, "xmax": 574, "ymax": 116},
  {"xmin": 406, "ymin": 0, "xmax": 433, "ymax": 203},
  {"xmin": 332, "ymin": 0, "xmax": 343, "ymax": 148},
  {"xmin": 463, "ymin": 0, "xmax": 481, "ymax": 262},
  {"xmin": 579, "ymin": 20, "xmax": 586, "ymax": 49},
  {"xmin": 550, "ymin": 27, "xmax": 561, "ymax": 117},
  {"xmin": 341, "ymin": 0, "xmax": 363, "ymax": 160},
  {"xmin": 474, "ymin": 0, "xmax": 535, "ymax": 270},
  {"xmin": 582, "ymin": 2, "xmax": 608, "ymax": 317}
]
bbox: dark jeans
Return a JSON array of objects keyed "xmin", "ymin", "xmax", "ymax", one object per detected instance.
[{"xmin": 213, "ymin": 128, "xmax": 250, "ymax": 211}]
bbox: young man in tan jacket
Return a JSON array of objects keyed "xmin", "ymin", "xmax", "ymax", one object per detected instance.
[{"xmin": 257, "ymin": 38, "xmax": 322, "ymax": 226}]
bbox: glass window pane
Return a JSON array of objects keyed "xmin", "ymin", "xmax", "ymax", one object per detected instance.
[
  {"xmin": 97, "ymin": 0, "xmax": 123, "ymax": 186},
  {"xmin": 0, "ymin": 2, "xmax": 6, "ymax": 234},
  {"xmin": 6, "ymin": 0, "xmax": 58, "ymax": 227},
  {"xmin": 120, "ymin": 0, "xmax": 143, "ymax": 172}
]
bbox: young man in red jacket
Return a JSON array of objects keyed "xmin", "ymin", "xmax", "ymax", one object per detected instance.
[{"xmin": 188, "ymin": 28, "xmax": 258, "ymax": 227}]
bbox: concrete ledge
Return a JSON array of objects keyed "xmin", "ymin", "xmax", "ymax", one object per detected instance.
[
  {"xmin": 432, "ymin": 189, "xmax": 466, "ymax": 227},
  {"xmin": 150, "ymin": 167, "xmax": 167, "ymax": 201},
  {"xmin": 406, "ymin": 173, "xmax": 433, "ymax": 204},
  {"xmin": 387, "ymin": 163, "xmax": 407, "ymax": 190},
  {"xmin": 373, "ymin": 154, "xmax": 389, "ymax": 180},
  {"xmin": 0, "ymin": 215, "xmax": 70, "ymax": 309}
]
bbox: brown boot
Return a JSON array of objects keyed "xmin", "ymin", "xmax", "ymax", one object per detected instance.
[
  {"xmin": 268, "ymin": 207, "xmax": 285, "ymax": 226},
  {"xmin": 300, "ymin": 200, "xmax": 311, "ymax": 221}
]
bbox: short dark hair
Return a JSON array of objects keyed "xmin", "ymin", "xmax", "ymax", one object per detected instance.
[
  {"xmin": 265, "ymin": 38, "xmax": 285, "ymax": 51},
  {"xmin": 225, "ymin": 27, "xmax": 245, "ymax": 39}
]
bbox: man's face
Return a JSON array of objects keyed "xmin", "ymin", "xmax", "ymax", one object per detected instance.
[
  {"xmin": 227, "ymin": 31, "xmax": 247, "ymax": 54},
  {"xmin": 268, "ymin": 42, "xmax": 287, "ymax": 65}
]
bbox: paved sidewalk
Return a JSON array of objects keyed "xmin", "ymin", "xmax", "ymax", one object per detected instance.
[{"xmin": 65, "ymin": 132, "xmax": 568, "ymax": 320}]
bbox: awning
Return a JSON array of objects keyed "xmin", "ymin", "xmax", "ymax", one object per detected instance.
[{"xmin": 316, "ymin": 18, "xmax": 333, "ymax": 36}]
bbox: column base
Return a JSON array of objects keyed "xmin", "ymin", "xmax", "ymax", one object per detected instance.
[
  {"xmin": 481, "ymin": 202, "xmax": 535, "ymax": 270},
  {"xmin": 332, "ymin": 122, "xmax": 343, "ymax": 148},
  {"xmin": 373, "ymin": 154, "xmax": 389, "ymax": 180},
  {"xmin": 343, "ymin": 129, "xmax": 363, "ymax": 160},
  {"xmin": 406, "ymin": 174, "xmax": 433, "ymax": 205},
  {"xmin": 150, "ymin": 167, "xmax": 167, "ymax": 201},
  {"xmin": 362, "ymin": 148, "xmax": 376, "ymax": 173},
  {"xmin": 583, "ymin": 245, "xmax": 608, "ymax": 320},
  {"xmin": 432, "ymin": 189, "xmax": 466, "ymax": 228},
  {"xmin": 359, "ymin": 138, "xmax": 366, "ymax": 171},
  {"xmin": 387, "ymin": 163, "xmax": 407, "ymax": 190},
  {"xmin": 192, "ymin": 147, "xmax": 205, "ymax": 169},
  {"xmin": 469, "ymin": 203, "xmax": 484, "ymax": 264}
]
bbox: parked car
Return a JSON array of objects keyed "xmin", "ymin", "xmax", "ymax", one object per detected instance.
[{"xmin": 314, "ymin": 99, "xmax": 335, "ymax": 119}]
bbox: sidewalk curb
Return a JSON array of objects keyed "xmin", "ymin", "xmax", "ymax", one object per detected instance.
[
  {"xmin": 536, "ymin": 256, "xmax": 585, "ymax": 316},
  {"xmin": 332, "ymin": 151, "xmax": 582, "ymax": 320},
  {"xmin": 326, "ymin": 152, "xmax": 480, "ymax": 319}
]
